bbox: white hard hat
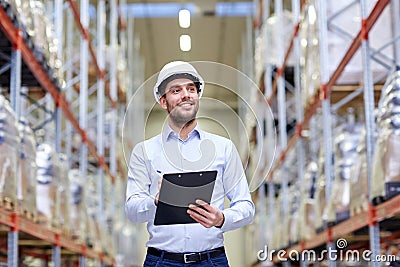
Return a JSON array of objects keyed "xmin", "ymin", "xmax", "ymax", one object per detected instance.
[{"xmin": 153, "ymin": 61, "xmax": 205, "ymax": 103}]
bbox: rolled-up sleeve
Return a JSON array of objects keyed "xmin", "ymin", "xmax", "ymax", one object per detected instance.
[
  {"xmin": 220, "ymin": 141, "xmax": 255, "ymax": 232},
  {"xmin": 125, "ymin": 142, "xmax": 156, "ymax": 223}
]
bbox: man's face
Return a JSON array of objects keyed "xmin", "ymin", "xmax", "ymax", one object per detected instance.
[{"xmin": 160, "ymin": 78, "xmax": 200, "ymax": 125}]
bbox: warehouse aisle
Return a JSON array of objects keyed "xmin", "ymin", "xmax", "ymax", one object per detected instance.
[{"xmin": 0, "ymin": 0, "xmax": 400, "ymax": 266}]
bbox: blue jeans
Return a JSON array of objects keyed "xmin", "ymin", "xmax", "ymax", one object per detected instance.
[{"xmin": 143, "ymin": 253, "xmax": 230, "ymax": 267}]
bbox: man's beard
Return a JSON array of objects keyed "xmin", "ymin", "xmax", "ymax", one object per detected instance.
[{"xmin": 167, "ymin": 101, "xmax": 198, "ymax": 127}]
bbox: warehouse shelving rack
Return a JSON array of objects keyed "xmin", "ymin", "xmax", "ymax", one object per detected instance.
[
  {"xmin": 0, "ymin": 206, "xmax": 114, "ymax": 265},
  {"xmin": 271, "ymin": 194, "xmax": 400, "ymax": 262},
  {"xmin": 250, "ymin": 0, "xmax": 399, "ymax": 266},
  {"xmin": 0, "ymin": 0, "xmax": 130, "ymax": 265}
]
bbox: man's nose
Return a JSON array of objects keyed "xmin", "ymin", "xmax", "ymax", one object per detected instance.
[{"xmin": 181, "ymin": 87, "xmax": 190, "ymax": 98}]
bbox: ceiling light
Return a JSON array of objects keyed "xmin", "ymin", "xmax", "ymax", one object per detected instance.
[
  {"xmin": 179, "ymin": 9, "xmax": 190, "ymax": 28},
  {"xmin": 180, "ymin": 34, "xmax": 191, "ymax": 51}
]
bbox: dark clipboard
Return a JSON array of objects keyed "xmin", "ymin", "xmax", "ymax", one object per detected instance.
[{"xmin": 154, "ymin": 170, "xmax": 217, "ymax": 225}]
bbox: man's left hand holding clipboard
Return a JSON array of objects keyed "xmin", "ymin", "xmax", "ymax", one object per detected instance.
[{"xmin": 153, "ymin": 170, "xmax": 224, "ymax": 228}]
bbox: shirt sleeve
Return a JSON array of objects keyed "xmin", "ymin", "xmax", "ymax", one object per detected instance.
[
  {"xmin": 220, "ymin": 141, "xmax": 255, "ymax": 232},
  {"xmin": 125, "ymin": 142, "xmax": 157, "ymax": 223}
]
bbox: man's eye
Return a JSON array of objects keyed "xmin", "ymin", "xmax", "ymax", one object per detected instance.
[
  {"xmin": 188, "ymin": 87, "xmax": 197, "ymax": 93},
  {"xmin": 172, "ymin": 88, "xmax": 181, "ymax": 94}
]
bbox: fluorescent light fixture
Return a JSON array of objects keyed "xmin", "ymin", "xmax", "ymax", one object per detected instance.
[
  {"xmin": 123, "ymin": 2, "xmax": 254, "ymax": 18},
  {"xmin": 308, "ymin": 5, "xmax": 317, "ymax": 25},
  {"xmin": 180, "ymin": 34, "xmax": 191, "ymax": 51},
  {"xmin": 179, "ymin": 9, "xmax": 190, "ymax": 28}
]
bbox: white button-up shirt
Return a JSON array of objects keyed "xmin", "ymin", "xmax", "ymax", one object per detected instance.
[{"xmin": 125, "ymin": 124, "xmax": 255, "ymax": 253}]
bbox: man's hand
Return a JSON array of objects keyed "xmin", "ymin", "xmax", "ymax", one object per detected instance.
[
  {"xmin": 187, "ymin": 199, "xmax": 225, "ymax": 228},
  {"xmin": 154, "ymin": 177, "xmax": 163, "ymax": 206}
]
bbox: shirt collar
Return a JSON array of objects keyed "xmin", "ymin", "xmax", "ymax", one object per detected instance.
[{"xmin": 162, "ymin": 122, "xmax": 202, "ymax": 142}]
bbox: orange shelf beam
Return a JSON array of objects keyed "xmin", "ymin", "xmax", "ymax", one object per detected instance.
[
  {"xmin": 276, "ymin": 194, "xmax": 400, "ymax": 258},
  {"xmin": 0, "ymin": 207, "xmax": 114, "ymax": 265},
  {"xmin": 375, "ymin": 195, "xmax": 400, "ymax": 220}
]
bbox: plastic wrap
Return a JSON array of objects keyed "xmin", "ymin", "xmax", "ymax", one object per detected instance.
[
  {"xmin": 68, "ymin": 169, "xmax": 84, "ymax": 239},
  {"xmin": 314, "ymin": 147, "xmax": 326, "ymax": 232},
  {"xmin": 57, "ymin": 154, "xmax": 70, "ymax": 234},
  {"xmin": 325, "ymin": 122, "xmax": 363, "ymax": 224},
  {"xmin": 288, "ymin": 184, "xmax": 301, "ymax": 244},
  {"xmin": 85, "ymin": 175, "xmax": 102, "ymax": 251},
  {"xmin": 372, "ymin": 70, "xmax": 400, "ymax": 202},
  {"xmin": 0, "ymin": 96, "xmax": 20, "ymax": 208},
  {"xmin": 273, "ymin": 193, "xmax": 283, "ymax": 250},
  {"xmin": 8, "ymin": 0, "xmax": 35, "ymax": 37},
  {"xmin": 349, "ymin": 134, "xmax": 369, "ymax": 215},
  {"xmin": 119, "ymin": 224, "xmax": 138, "ymax": 266},
  {"xmin": 301, "ymin": 161, "xmax": 319, "ymax": 240},
  {"xmin": 36, "ymin": 143, "xmax": 60, "ymax": 226},
  {"xmin": 272, "ymin": 151, "xmax": 298, "ymax": 248},
  {"xmin": 299, "ymin": 0, "xmax": 320, "ymax": 108},
  {"xmin": 17, "ymin": 118, "xmax": 37, "ymax": 218}
]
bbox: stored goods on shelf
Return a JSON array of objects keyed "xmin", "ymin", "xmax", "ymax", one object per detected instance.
[
  {"xmin": 372, "ymin": 70, "xmax": 400, "ymax": 203},
  {"xmin": 7, "ymin": 0, "xmax": 62, "ymax": 85},
  {"xmin": 288, "ymin": 182, "xmax": 301, "ymax": 244},
  {"xmin": 271, "ymin": 180, "xmax": 283, "ymax": 250},
  {"xmin": 58, "ymin": 153, "xmax": 70, "ymax": 234},
  {"xmin": 36, "ymin": 142, "xmax": 60, "ymax": 226},
  {"xmin": 300, "ymin": 161, "xmax": 319, "ymax": 240},
  {"xmin": 17, "ymin": 117, "xmax": 37, "ymax": 220},
  {"xmin": 299, "ymin": 1, "xmax": 320, "ymax": 108},
  {"xmin": 314, "ymin": 154, "xmax": 326, "ymax": 232},
  {"xmin": 253, "ymin": 10, "xmax": 295, "ymax": 81},
  {"xmin": 0, "ymin": 95, "xmax": 20, "ymax": 209},
  {"xmin": 349, "ymin": 132, "xmax": 369, "ymax": 215},
  {"xmin": 85, "ymin": 174, "xmax": 102, "ymax": 252},
  {"xmin": 324, "ymin": 117, "xmax": 363, "ymax": 224},
  {"xmin": 68, "ymin": 168, "xmax": 84, "ymax": 239},
  {"xmin": 118, "ymin": 224, "xmax": 139, "ymax": 266}
]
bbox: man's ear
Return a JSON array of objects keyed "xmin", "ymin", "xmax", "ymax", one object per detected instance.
[{"xmin": 159, "ymin": 96, "xmax": 168, "ymax": 110}]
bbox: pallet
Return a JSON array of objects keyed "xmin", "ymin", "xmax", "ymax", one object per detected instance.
[
  {"xmin": 350, "ymin": 202, "xmax": 369, "ymax": 217},
  {"xmin": 0, "ymin": 197, "xmax": 16, "ymax": 211},
  {"xmin": 19, "ymin": 208, "xmax": 38, "ymax": 223}
]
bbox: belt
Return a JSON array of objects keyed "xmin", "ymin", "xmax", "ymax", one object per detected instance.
[{"xmin": 147, "ymin": 246, "xmax": 225, "ymax": 264}]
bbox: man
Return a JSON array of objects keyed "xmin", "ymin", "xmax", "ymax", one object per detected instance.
[{"xmin": 125, "ymin": 61, "xmax": 255, "ymax": 266}]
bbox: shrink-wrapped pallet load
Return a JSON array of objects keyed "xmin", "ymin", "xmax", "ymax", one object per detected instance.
[
  {"xmin": 301, "ymin": 161, "xmax": 319, "ymax": 240},
  {"xmin": 57, "ymin": 154, "xmax": 70, "ymax": 234},
  {"xmin": 17, "ymin": 118, "xmax": 37, "ymax": 219},
  {"xmin": 68, "ymin": 169, "xmax": 84, "ymax": 239},
  {"xmin": 273, "ymin": 192, "xmax": 283, "ymax": 250},
  {"xmin": 314, "ymin": 147, "xmax": 326, "ymax": 232},
  {"xmin": 372, "ymin": 70, "xmax": 400, "ymax": 203},
  {"xmin": 119, "ymin": 223, "xmax": 139, "ymax": 266},
  {"xmin": 0, "ymin": 96, "xmax": 20, "ymax": 210},
  {"xmin": 349, "ymin": 132, "xmax": 369, "ymax": 215},
  {"xmin": 36, "ymin": 143, "xmax": 60, "ymax": 227},
  {"xmin": 288, "ymin": 183, "xmax": 301, "ymax": 245},
  {"xmin": 85, "ymin": 174, "xmax": 102, "ymax": 251},
  {"xmin": 324, "ymin": 121, "xmax": 363, "ymax": 224}
]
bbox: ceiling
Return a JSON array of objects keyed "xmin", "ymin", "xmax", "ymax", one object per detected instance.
[{"xmin": 127, "ymin": 0, "xmax": 252, "ymax": 83}]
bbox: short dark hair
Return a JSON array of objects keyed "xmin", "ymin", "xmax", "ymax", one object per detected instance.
[{"xmin": 158, "ymin": 73, "xmax": 202, "ymax": 97}]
